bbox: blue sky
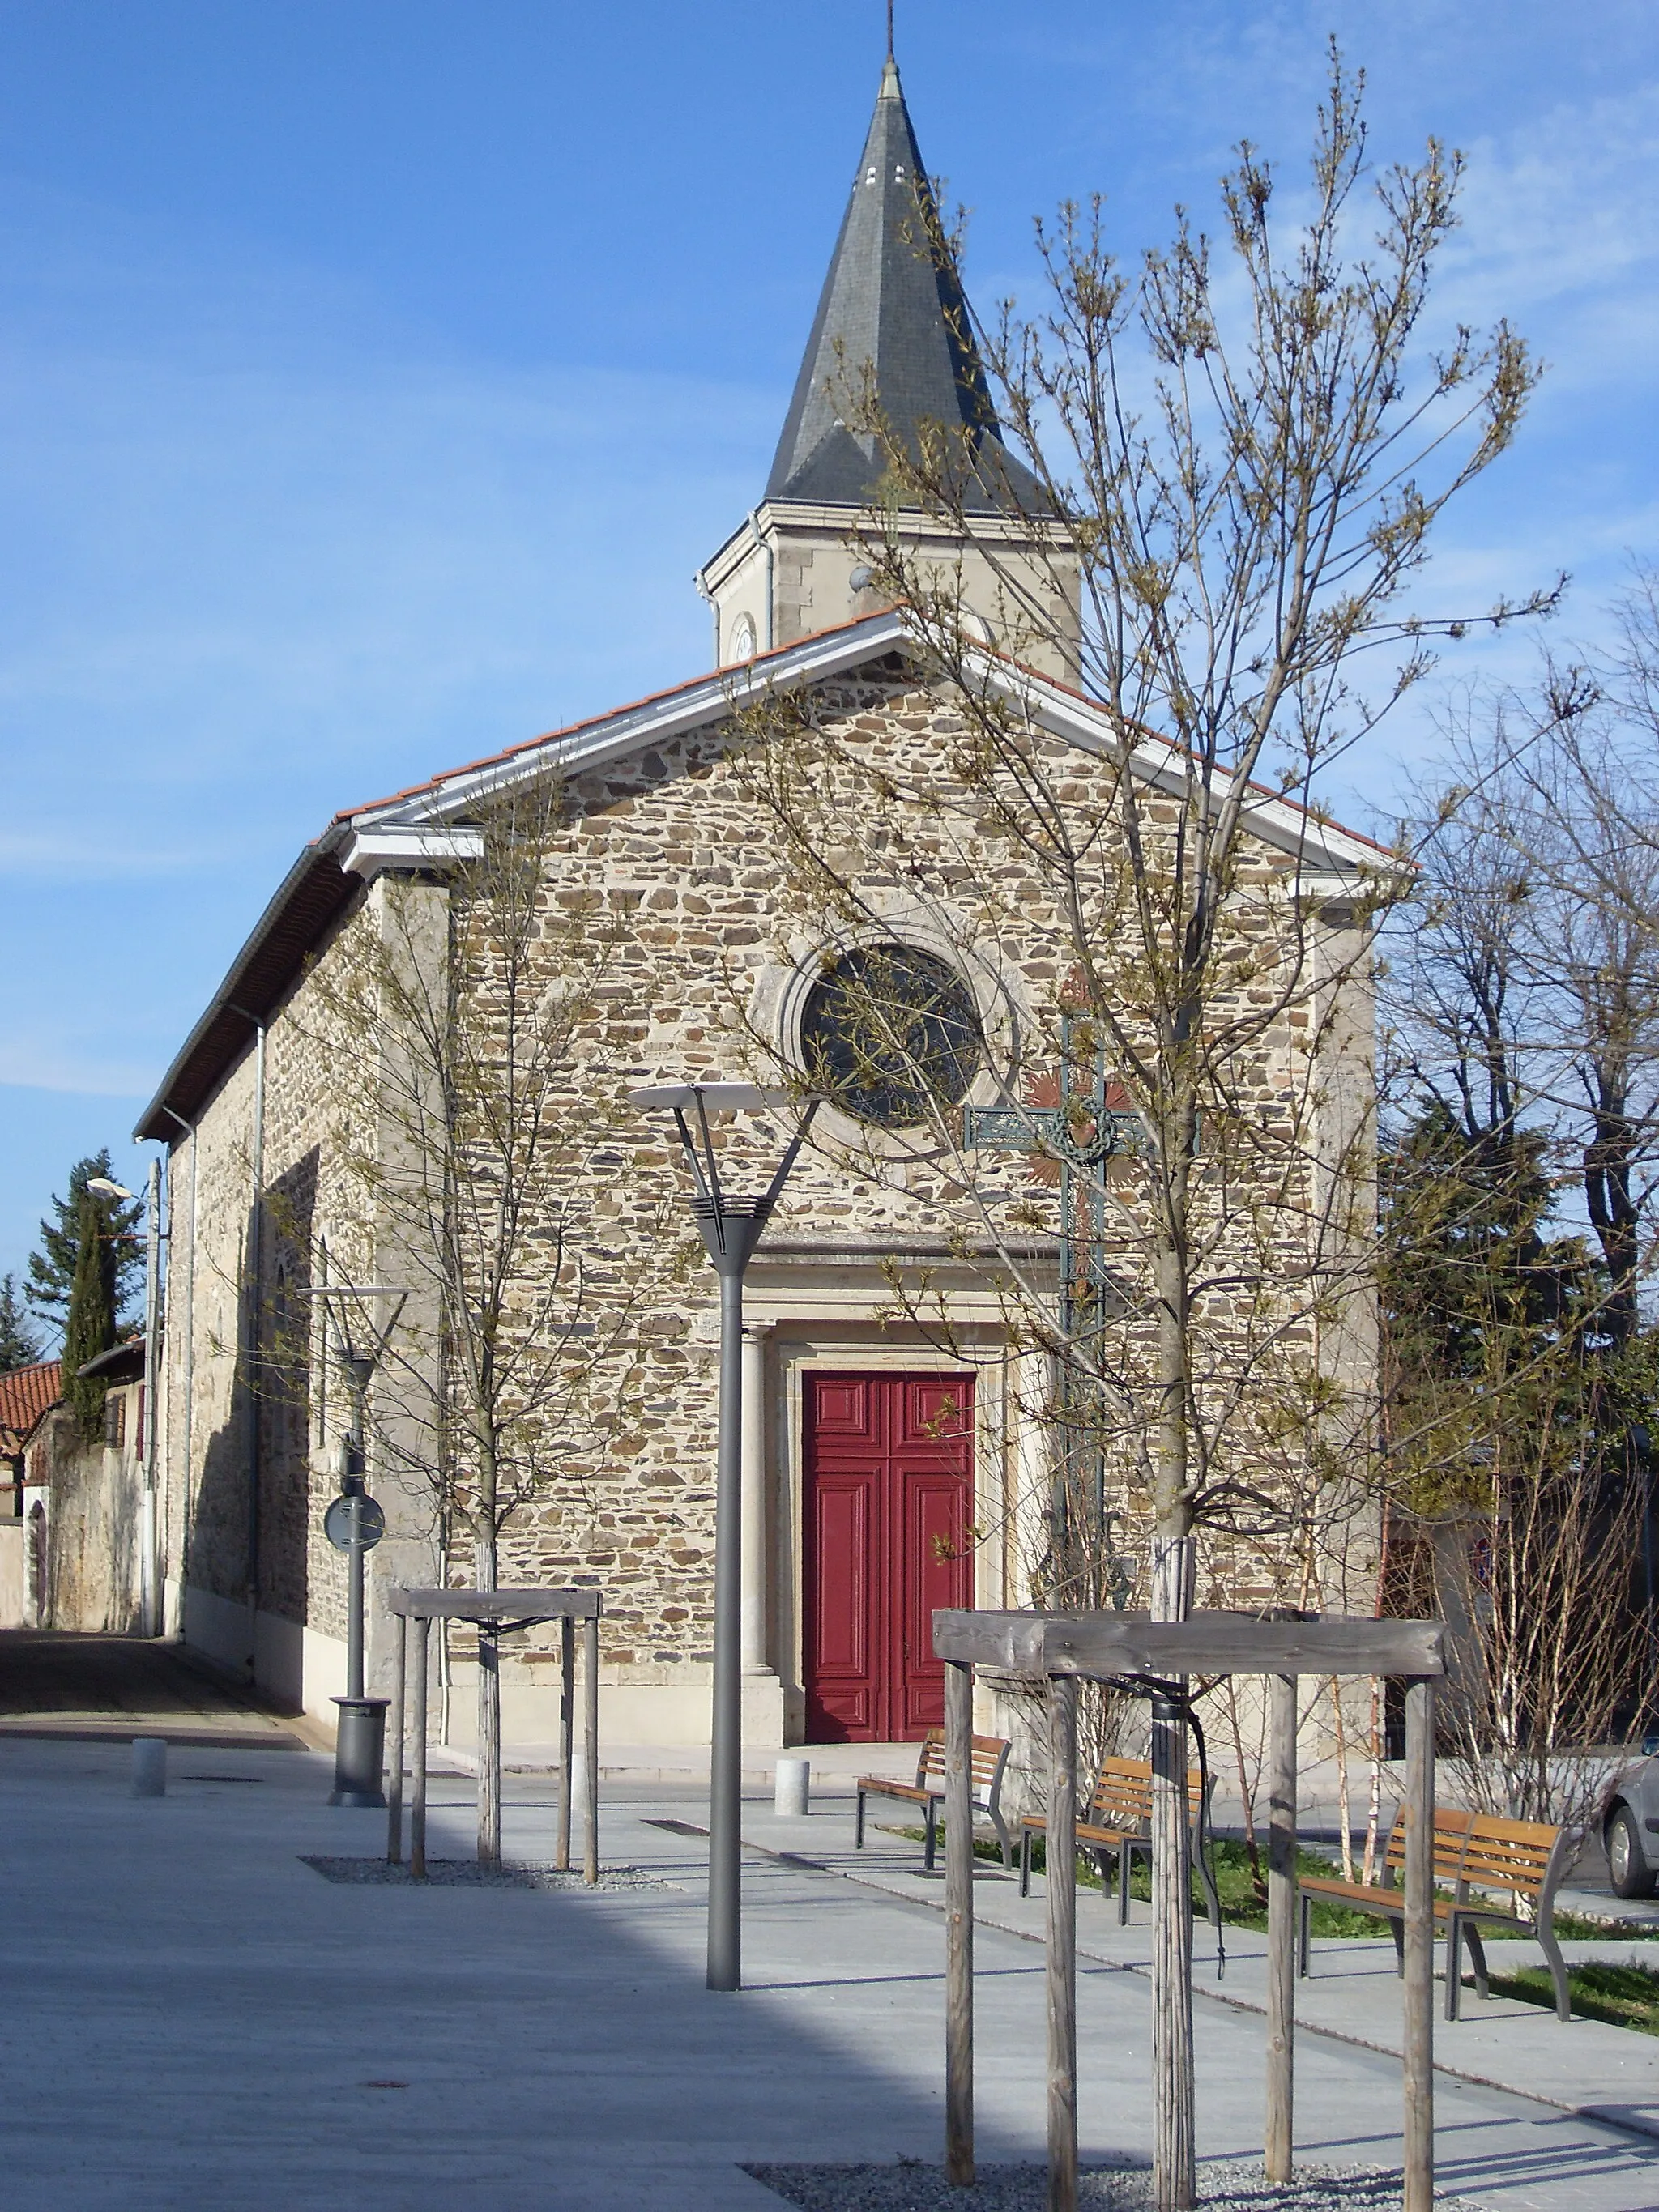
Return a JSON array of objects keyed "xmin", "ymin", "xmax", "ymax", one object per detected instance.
[{"xmin": 1, "ymin": 0, "xmax": 1656, "ymax": 1319}]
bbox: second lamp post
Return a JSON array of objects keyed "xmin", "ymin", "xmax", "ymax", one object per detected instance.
[{"xmin": 629, "ymin": 1081, "xmax": 818, "ymax": 1991}]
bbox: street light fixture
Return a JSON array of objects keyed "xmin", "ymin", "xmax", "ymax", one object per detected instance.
[
  {"xmin": 629, "ymin": 1080, "xmax": 820, "ymax": 1991},
  {"xmin": 299, "ymin": 1277, "xmax": 408, "ymax": 1808}
]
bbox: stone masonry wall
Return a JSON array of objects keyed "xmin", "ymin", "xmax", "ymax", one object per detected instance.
[{"xmin": 159, "ymin": 647, "xmax": 1378, "ymax": 1733}]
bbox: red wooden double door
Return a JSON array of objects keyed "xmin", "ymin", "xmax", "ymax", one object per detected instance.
[{"xmin": 802, "ymin": 1370, "xmax": 974, "ymax": 1742}]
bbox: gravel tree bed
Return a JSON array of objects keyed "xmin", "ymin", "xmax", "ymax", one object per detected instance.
[
  {"xmin": 744, "ymin": 2161, "xmax": 1485, "ymax": 2211},
  {"xmin": 300, "ymin": 1856, "xmax": 670, "ymax": 1890}
]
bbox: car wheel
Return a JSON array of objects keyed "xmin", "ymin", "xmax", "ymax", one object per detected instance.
[{"xmin": 1607, "ymin": 1804, "xmax": 1657, "ymax": 1899}]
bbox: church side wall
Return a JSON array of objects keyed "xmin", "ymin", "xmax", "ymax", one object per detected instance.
[{"xmin": 160, "ymin": 893, "xmax": 390, "ymax": 1715}]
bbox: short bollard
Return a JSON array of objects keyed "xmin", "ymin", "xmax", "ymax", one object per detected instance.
[
  {"xmin": 774, "ymin": 1757, "xmax": 810, "ymax": 1817},
  {"xmin": 133, "ymin": 1737, "xmax": 168, "ymax": 1797}
]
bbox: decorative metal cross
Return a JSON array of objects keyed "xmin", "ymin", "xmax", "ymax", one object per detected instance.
[
  {"xmin": 961, "ymin": 1031, "xmax": 1145, "ymax": 1609},
  {"xmin": 961, "ymin": 1098, "xmax": 1144, "ymax": 1164}
]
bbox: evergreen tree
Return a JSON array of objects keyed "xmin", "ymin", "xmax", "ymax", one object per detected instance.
[
  {"xmin": 26, "ymin": 1151, "xmax": 143, "ymax": 1333},
  {"xmin": 62, "ymin": 1193, "xmax": 119, "ymax": 1437},
  {"xmin": 0, "ymin": 1275, "xmax": 42, "ymax": 1372}
]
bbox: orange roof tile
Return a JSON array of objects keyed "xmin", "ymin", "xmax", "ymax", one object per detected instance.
[{"xmin": 0, "ymin": 1359, "xmax": 62, "ymax": 1454}]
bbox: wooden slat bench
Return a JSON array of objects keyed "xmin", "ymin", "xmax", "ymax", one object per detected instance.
[
  {"xmin": 1298, "ymin": 1805, "xmax": 1574, "ymax": 2021},
  {"xmin": 1017, "ymin": 1755, "xmax": 1222, "ymax": 1928},
  {"xmin": 1448, "ymin": 1812, "xmax": 1576, "ymax": 2022},
  {"xmin": 855, "ymin": 1728, "xmax": 1013, "ymax": 1870}
]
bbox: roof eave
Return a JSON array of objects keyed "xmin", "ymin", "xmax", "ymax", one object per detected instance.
[
  {"xmin": 353, "ymin": 612, "xmax": 913, "ymax": 832},
  {"xmin": 134, "ymin": 826, "xmax": 356, "ymax": 1142}
]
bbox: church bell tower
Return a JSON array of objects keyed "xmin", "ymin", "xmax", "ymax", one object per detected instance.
[{"xmin": 696, "ymin": 56, "xmax": 1077, "ymax": 677}]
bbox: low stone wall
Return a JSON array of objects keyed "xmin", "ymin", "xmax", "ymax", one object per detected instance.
[
  {"xmin": 36, "ymin": 1401, "xmax": 144, "ymax": 1633},
  {"xmin": 0, "ymin": 1524, "xmax": 24, "ymax": 1628}
]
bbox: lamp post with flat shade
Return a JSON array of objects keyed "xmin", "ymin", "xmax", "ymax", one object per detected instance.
[
  {"xmin": 298, "ymin": 1278, "xmax": 408, "ymax": 1809},
  {"xmin": 629, "ymin": 1081, "xmax": 820, "ymax": 1991}
]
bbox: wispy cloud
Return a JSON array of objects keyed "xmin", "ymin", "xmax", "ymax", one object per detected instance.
[{"xmin": 0, "ymin": 1039, "xmax": 151, "ymax": 1100}]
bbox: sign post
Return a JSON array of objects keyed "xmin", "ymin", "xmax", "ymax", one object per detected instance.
[{"xmin": 325, "ymin": 1475, "xmax": 387, "ymax": 1807}]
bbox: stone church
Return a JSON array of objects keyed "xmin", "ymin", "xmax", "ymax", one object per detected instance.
[{"xmin": 137, "ymin": 58, "xmax": 1383, "ymax": 1748}]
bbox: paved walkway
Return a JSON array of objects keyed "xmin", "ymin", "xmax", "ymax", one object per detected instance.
[
  {"xmin": 3, "ymin": 1731, "xmax": 1659, "ymax": 2210},
  {"xmin": 744, "ymin": 1800, "xmax": 1659, "ymax": 2144},
  {"xmin": 0, "ymin": 1629, "xmax": 304, "ymax": 1747}
]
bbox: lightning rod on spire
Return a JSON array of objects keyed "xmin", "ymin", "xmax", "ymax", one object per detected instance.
[{"xmin": 886, "ymin": 0, "xmax": 894, "ymax": 62}]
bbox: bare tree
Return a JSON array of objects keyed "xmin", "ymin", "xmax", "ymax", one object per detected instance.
[
  {"xmin": 1382, "ymin": 593, "xmax": 1659, "ymax": 1822},
  {"xmin": 734, "ymin": 52, "xmax": 1542, "ymax": 2205}
]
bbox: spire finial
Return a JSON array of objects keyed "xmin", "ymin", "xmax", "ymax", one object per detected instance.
[{"xmin": 885, "ymin": 0, "xmax": 894, "ymax": 62}]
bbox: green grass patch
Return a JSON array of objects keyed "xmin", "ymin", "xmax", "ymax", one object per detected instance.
[
  {"xmin": 1486, "ymin": 1961, "xmax": 1659, "ymax": 2033},
  {"xmin": 889, "ymin": 1826, "xmax": 1401, "ymax": 1939},
  {"xmin": 886, "ymin": 1823, "xmax": 1659, "ymax": 1948}
]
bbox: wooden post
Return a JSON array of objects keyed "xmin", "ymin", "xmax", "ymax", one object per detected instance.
[
  {"xmin": 1265, "ymin": 1673, "xmax": 1298, "ymax": 2183},
  {"xmin": 583, "ymin": 1610, "xmax": 600, "ymax": 1885},
  {"xmin": 478, "ymin": 1622, "xmax": 501, "ymax": 1870},
  {"xmin": 1402, "ymin": 1677, "xmax": 1436, "ymax": 2212},
  {"xmin": 1047, "ymin": 1673, "xmax": 1078, "ymax": 2212},
  {"xmin": 557, "ymin": 1613, "xmax": 575, "ymax": 1873},
  {"xmin": 386, "ymin": 1610, "xmax": 407, "ymax": 1864},
  {"xmin": 411, "ymin": 1614, "xmax": 430, "ymax": 1881},
  {"xmin": 944, "ymin": 1657, "xmax": 975, "ymax": 2187},
  {"xmin": 1150, "ymin": 1683, "xmax": 1196, "ymax": 2212}
]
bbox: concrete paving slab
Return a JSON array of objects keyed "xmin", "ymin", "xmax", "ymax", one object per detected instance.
[
  {"xmin": 3, "ymin": 1738, "xmax": 1658, "ymax": 2210},
  {"xmin": 718, "ymin": 1800, "xmax": 1659, "ymax": 2146}
]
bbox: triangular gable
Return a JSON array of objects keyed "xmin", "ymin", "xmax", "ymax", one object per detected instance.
[
  {"xmin": 137, "ymin": 610, "xmax": 1390, "ymax": 1140},
  {"xmin": 339, "ymin": 609, "xmax": 1390, "ymax": 880}
]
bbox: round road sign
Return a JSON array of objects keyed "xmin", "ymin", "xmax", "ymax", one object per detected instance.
[{"xmin": 324, "ymin": 1493, "xmax": 386, "ymax": 1552}]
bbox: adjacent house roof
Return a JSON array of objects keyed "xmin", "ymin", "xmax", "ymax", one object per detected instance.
[
  {"xmin": 0, "ymin": 1360, "xmax": 62, "ymax": 1457},
  {"xmin": 77, "ymin": 1338, "xmax": 147, "ymax": 1386},
  {"xmin": 766, "ymin": 59, "xmax": 1043, "ymax": 515},
  {"xmin": 134, "ymin": 607, "xmax": 1394, "ymax": 1146}
]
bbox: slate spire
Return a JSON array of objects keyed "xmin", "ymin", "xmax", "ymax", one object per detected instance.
[{"xmin": 766, "ymin": 60, "xmax": 1039, "ymax": 514}]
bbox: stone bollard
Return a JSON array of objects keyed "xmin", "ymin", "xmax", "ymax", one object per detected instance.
[
  {"xmin": 132, "ymin": 1737, "xmax": 168, "ymax": 1797},
  {"xmin": 774, "ymin": 1757, "xmax": 810, "ymax": 1818}
]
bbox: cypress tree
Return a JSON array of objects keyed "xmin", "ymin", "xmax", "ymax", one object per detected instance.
[
  {"xmin": 62, "ymin": 1195, "xmax": 119, "ymax": 1438},
  {"xmin": 26, "ymin": 1151, "xmax": 143, "ymax": 1332}
]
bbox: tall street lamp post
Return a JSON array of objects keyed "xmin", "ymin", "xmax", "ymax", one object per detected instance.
[
  {"xmin": 301, "ymin": 1281, "xmax": 407, "ymax": 1809},
  {"xmin": 629, "ymin": 1082, "xmax": 819, "ymax": 1991}
]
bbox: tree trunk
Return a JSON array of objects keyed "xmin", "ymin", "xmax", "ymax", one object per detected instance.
[
  {"xmin": 1332, "ymin": 1679, "xmax": 1354, "ymax": 1880},
  {"xmin": 1149, "ymin": 1158, "xmax": 1198, "ymax": 2212},
  {"xmin": 475, "ymin": 1490, "xmax": 501, "ymax": 1871}
]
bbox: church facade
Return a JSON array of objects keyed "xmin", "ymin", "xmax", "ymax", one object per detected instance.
[{"xmin": 138, "ymin": 61, "xmax": 1384, "ymax": 1748}]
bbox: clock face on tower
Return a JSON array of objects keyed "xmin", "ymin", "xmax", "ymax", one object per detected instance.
[{"xmin": 730, "ymin": 614, "xmax": 757, "ymax": 663}]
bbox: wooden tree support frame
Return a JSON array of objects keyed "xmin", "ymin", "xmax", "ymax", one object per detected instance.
[
  {"xmin": 932, "ymin": 1611, "xmax": 1447, "ymax": 2212},
  {"xmin": 386, "ymin": 1588, "xmax": 603, "ymax": 1885}
]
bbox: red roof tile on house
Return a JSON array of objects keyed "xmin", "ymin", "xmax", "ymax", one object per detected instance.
[{"xmin": 0, "ymin": 1359, "xmax": 62, "ymax": 1455}]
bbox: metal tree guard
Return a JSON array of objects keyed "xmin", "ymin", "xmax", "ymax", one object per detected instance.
[{"xmin": 629, "ymin": 1080, "xmax": 820, "ymax": 1992}]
